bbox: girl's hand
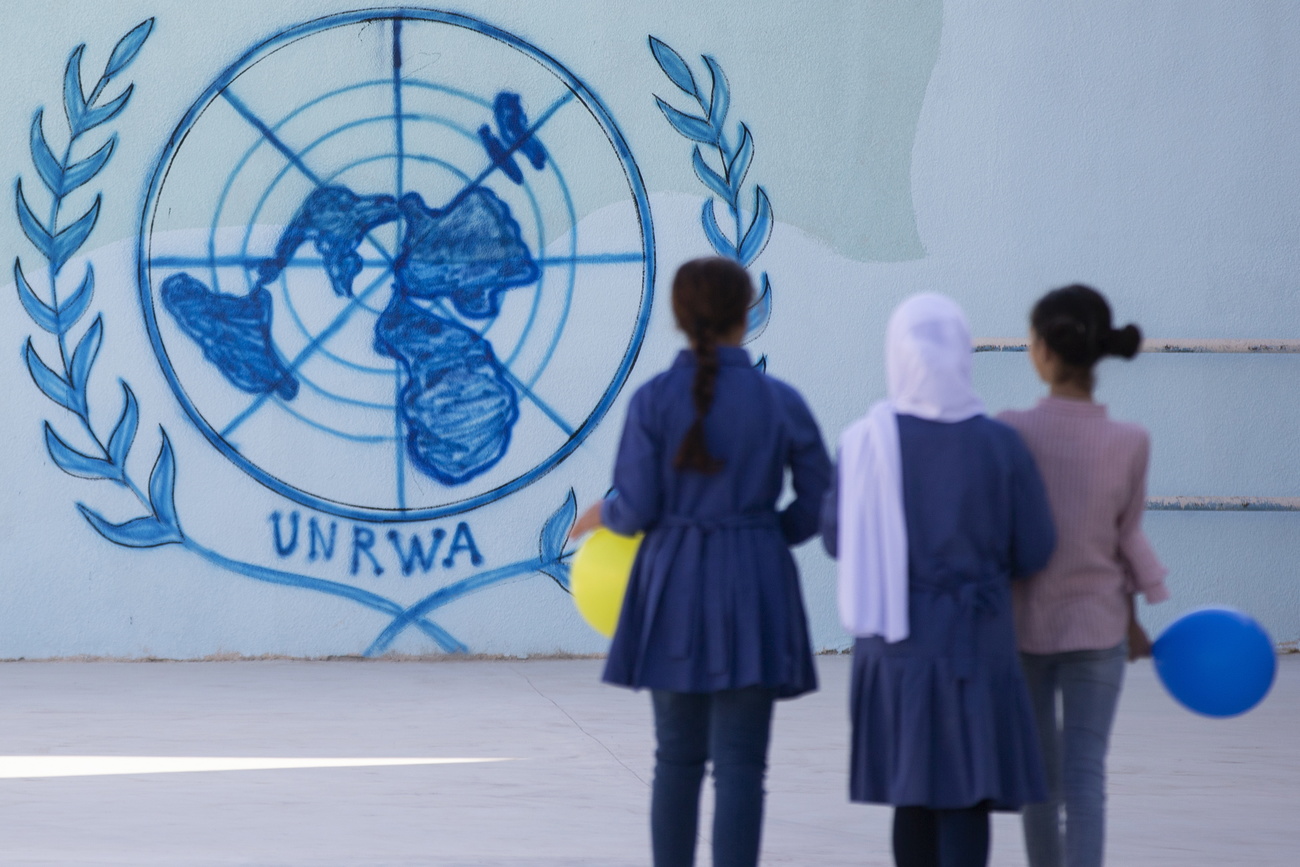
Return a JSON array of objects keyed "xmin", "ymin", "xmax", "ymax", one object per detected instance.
[
  {"xmin": 1127, "ymin": 596, "xmax": 1154, "ymax": 661},
  {"xmin": 568, "ymin": 502, "xmax": 604, "ymax": 541}
]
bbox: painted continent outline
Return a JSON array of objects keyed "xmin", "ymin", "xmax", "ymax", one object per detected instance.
[{"xmin": 161, "ymin": 176, "xmax": 539, "ymax": 486}]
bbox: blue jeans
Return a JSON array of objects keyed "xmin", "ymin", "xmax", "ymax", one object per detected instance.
[
  {"xmin": 650, "ymin": 687, "xmax": 777, "ymax": 867},
  {"xmin": 1019, "ymin": 643, "xmax": 1126, "ymax": 867}
]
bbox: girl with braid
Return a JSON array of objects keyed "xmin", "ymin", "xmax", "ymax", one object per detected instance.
[{"xmin": 571, "ymin": 257, "xmax": 831, "ymax": 867}]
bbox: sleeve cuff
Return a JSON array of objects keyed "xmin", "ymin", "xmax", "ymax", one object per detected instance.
[
  {"xmin": 600, "ymin": 492, "xmax": 638, "ymax": 536},
  {"xmin": 1120, "ymin": 531, "xmax": 1169, "ymax": 603},
  {"xmin": 1140, "ymin": 581, "xmax": 1171, "ymax": 604}
]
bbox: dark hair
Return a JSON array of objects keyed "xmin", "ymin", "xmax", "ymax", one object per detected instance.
[
  {"xmin": 671, "ymin": 257, "xmax": 754, "ymax": 473},
  {"xmin": 1031, "ymin": 284, "xmax": 1141, "ymax": 386}
]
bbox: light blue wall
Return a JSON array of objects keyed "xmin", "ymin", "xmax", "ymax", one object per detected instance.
[{"xmin": 1, "ymin": 1, "xmax": 1297, "ymax": 658}]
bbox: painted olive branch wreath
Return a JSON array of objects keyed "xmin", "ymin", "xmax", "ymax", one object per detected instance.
[{"xmin": 12, "ymin": 19, "xmax": 576, "ymax": 656}]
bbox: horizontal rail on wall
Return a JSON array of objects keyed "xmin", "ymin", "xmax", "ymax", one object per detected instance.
[
  {"xmin": 974, "ymin": 338, "xmax": 1300, "ymax": 353},
  {"xmin": 1147, "ymin": 496, "xmax": 1300, "ymax": 512},
  {"xmin": 973, "ymin": 342, "xmax": 1300, "ymax": 511}
]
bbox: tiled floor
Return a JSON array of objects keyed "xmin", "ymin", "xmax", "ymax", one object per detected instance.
[{"xmin": 0, "ymin": 654, "xmax": 1294, "ymax": 865}]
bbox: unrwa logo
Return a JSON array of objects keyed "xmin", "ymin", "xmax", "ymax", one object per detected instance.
[{"xmin": 12, "ymin": 11, "xmax": 655, "ymax": 655}]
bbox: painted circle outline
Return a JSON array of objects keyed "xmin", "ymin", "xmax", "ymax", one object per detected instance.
[{"xmin": 138, "ymin": 9, "xmax": 654, "ymax": 523}]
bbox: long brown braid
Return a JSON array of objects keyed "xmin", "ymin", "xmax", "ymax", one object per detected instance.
[{"xmin": 671, "ymin": 257, "xmax": 754, "ymax": 473}]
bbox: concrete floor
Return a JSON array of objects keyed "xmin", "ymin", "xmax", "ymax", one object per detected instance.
[{"xmin": 0, "ymin": 655, "xmax": 1294, "ymax": 866}]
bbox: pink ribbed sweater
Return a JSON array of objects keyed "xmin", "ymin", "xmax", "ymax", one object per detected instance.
[{"xmin": 997, "ymin": 397, "xmax": 1169, "ymax": 654}]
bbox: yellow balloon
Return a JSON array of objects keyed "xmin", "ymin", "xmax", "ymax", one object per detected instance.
[{"xmin": 571, "ymin": 528, "xmax": 643, "ymax": 637}]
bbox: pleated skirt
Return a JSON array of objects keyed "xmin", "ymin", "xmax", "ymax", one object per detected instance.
[
  {"xmin": 849, "ymin": 635, "xmax": 1047, "ymax": 810},
  {"xmin": 602, "ymin": 524, "xmax": 818, "ymax": 699}
]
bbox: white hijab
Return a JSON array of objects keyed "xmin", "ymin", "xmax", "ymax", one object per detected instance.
[{"xmin": 837, "ymin": 293, "xmax": 985, "ymax": 641}]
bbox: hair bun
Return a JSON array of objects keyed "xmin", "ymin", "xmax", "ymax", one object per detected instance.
[
  {"xmin": 1107, "ymin": 323, "xmax": 1142, "ymax": 359},
  {"xmin": 1032, "ymin": 284, "xmax": 1142, "ymax": 371}
]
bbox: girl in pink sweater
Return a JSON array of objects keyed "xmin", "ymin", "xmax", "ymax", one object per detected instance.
[{"xmin": 997, "ymin": 285, "xmax": 1170, "ymax": 867}]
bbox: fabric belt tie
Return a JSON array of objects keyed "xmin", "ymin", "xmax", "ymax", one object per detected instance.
[
  {"xmin": 913, "ymin": 576, "xmax": 1003, "ymax": 681},
  {"xmin": 659, "ymin": 512, "xmax": 779, "ymax": 531},
  {"xmin": 650, "ymin": 512, "xmax": 780, "ymax": 674}
]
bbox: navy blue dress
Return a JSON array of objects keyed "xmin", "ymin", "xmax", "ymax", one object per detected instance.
[
  {"xmin": 824, "ymin": 415, "xmax": 1055, "ymax": 810},
  {"xmin": 601, "ymin": 347, "xmax": 831, "ymax": 699}
]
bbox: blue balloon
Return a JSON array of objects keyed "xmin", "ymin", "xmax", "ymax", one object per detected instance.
[{"xmin": 1152, "ymin": 607, "xmax": 1276, "ymax": 718}]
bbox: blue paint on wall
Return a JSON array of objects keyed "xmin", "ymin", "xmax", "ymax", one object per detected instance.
[
  {"xmin": 374, "ymin": 291, "xmax": 520, "ymax": 485},
  {"xmin": 138, "ymin": 9, "xmax": 656, "ymax": 524},
  {"xmin": 160, "ymin": 277, "xmax": 297, "ymax": 399},
  {"xmin": 257, "ymin": 185, "xmax": 400, "ymax": 298},
  {"xmin": 5, "ymin": 11, "xmax": 654, "ymax": 657},
  {"xmin": 162, "ymin": 85, "xmax": 554, "ymax": 487}
]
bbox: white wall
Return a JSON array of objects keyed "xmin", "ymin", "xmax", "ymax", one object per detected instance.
[{"xmin": 0, "ymin": 1, "xmax": 1296, "ymax": 658}]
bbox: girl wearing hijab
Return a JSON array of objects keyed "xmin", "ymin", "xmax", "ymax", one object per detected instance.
[
  {"xmin": 823, "ymin": 293, "xmax": 1056, "ymax": 867},
  {"xmin": 997, "ymin": 285, "xmax": 1168, "ymax": 867},
  {"xmin": 571, "ymin": 257, "xmax": 831, "ymax": 867}
]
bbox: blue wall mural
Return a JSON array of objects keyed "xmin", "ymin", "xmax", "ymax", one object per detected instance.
[
  {"xmin": 142, "ymin": 11, "xmax": 654, "ymax": 522},
  {"xmin": 12, "ymin": 10, "xmax": 669, "ymax": 655},
  {"xmin": 4, "ymin": 3, "xmax": 1300, "ymax": 657}
]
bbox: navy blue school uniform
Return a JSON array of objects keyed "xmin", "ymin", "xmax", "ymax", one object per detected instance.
[
  {"xmin": 601, "ymin": 346, "xmax": 831, "ymax": 699},
  {"xmin": 824, "ymin": 414, "xmax": 1055, "ymax": 810}
]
